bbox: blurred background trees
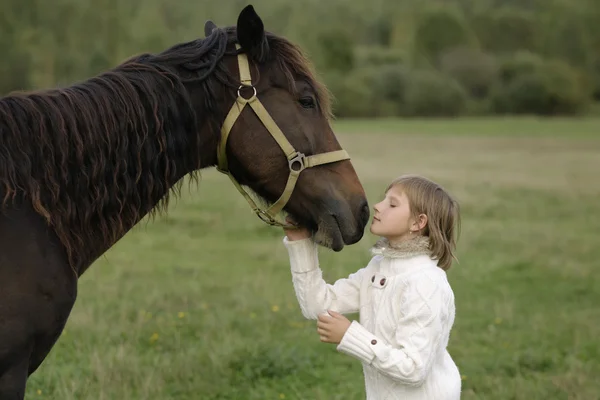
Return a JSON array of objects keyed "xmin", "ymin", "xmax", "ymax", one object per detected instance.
[{"xmin": 1, "ymin": 0, "xmax": 599, "ymax": 117}]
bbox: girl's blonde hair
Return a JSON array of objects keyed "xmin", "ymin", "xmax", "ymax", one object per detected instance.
[{"xmin": 387, "ymin": 175, "xmax": 461, "ymax": 270}]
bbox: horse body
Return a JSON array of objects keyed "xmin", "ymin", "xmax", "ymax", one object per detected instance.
[
  {"xmin": 0, "ymin": 5, "xmax": 369, "ymax": 398},
  {"xmin": 0, "ymin": 196, "xmax": 76, "ymax": 397}
]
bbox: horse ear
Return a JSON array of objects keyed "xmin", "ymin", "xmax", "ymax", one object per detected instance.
[
  {"xmin": 236, "ymin": 5, "xmax": 269, "ymax": 62},
  {"xmin": 204, "ymin": 20, "xmax": 217, "ymax": 37}
]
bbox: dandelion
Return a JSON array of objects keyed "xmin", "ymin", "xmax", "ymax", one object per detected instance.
[
  {"xmin": 149, "ymin": 332, "xmax": 159, "ymax": 344},
  {"xmin": 461, "ymin": 375, "xmax": 467, "ymax": 381},
  {"xmin": 178, "ymin": 312, "xmax": 186, "ymax": 319},
  {"xmin": 494, "ymin": 317, "xmax": 502, "ymax": 325},
  {"xmin": 37, "ymin": 389, "xmax": 42, "ymax": 395},
  {"xmin": 279, "ymin": 394, "xmax": 286, "ymax": 399},
  {"xmin": 271, "ymin": 305, "xmax": 280, "ymax": 312}
]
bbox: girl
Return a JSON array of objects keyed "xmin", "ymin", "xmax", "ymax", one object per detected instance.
[{"xmin": 282, "ymin": 174, "xmax": 462, "ymax": 399}]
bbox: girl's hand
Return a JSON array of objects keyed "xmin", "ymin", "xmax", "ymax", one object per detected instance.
[
  {"xmin": 283, "ymin": 216, "xmax": 311, "ymax": 241},
  {"xmin": 316, "ymin": 310, "xmax": 351, "ymax": 344}
]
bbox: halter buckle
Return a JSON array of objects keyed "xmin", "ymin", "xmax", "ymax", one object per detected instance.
[
  {"xmin": 288, "ymin": 152, "xmax": 306, "ymax": 173},
  {"xmin": 256, "ymin": 209, "xmax": 278, "ymax": 225}
]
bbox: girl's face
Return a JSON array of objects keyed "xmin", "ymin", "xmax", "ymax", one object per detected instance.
[{"xmin": 370, "ymin": 185, "xmax": 421, "ymax": 243}]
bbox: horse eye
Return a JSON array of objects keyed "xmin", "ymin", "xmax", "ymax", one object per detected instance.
[{"xmin": 299, "ymin": 97, "xmax": 316, "ymax": 109}]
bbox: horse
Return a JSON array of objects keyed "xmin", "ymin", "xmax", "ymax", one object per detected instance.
[{"xmin": 0, "ymin": 4, "xmax": 369, "ymax": 398}]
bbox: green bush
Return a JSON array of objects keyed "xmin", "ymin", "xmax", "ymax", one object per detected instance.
[
  {"xmin": 364, "ymin": 15, "xmax": 394, "ymax": 46},
  {"xmin": 354, "ymin": 46, "xmax": 407, "ymax": 68},
  {"xmin": 316, "ymin": 29, "xmax": 355, "ymax": 73},
  {"xmin": 323, "ymin": 71, "xmax": 382, "ymax": 118},
  {"xmin": 367, "ymin": 64, "xmax": 410, "ymax": 105},
  {"xmin": 325, "ymin": 65, "xmax": 470, "ymax": 118},
  {"xmin": 490, "ymin": 57, "xmax": 590, "ymax": 115},
  {"xmin": 592, "ymin": 61, "xmax": 600, "ymax": 101},
  {"xmin": 323, "ymin": 72, "xmax": 368, "ymax": 118},
  {"xmin": 0, "ymin": 43, "xmax": 30, "ymax": 95},
  {"xmin": 497, "ymin": 51, "xmax": 546, "ymax": 83},
  {"xmin": 464, "ymin": 97, "xmax": 494, "ymax": 116},
  {"xmin": 439, "ymin": 47, "xmax": 499, "ymax": 98},
  {"xmin": 412, "ymin": 5, "xmax": 478, "ymax": 67},
  {"xmin": 402, "ymin": 70, "xmax": 469, "ymax": 117},
  {"xmin": 0, "ymin": 58, "xmax": 29, "ymax": 95},
  {"xmin": 471, "ymin": 8, "xmax": 539, "ymax": 54},
  {"xmin": 324, "ymin": 65, "xmax": 409, "ymax": 118}
]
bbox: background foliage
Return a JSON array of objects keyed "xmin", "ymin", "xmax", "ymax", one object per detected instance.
[{"xmin": 2, "ymin": 0, "xmax": 599, "ymax": 117}]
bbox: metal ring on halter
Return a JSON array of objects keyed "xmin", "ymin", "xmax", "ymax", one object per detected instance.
[
  {"xmin": 256, "ymin": 209, "xmax": 277, "ymax": 225},
  {"xmin": 288, "ymin": 152, "xmax": 306, "ymax": 173},
  {"xmin": 237, "ymin": 85, "xmax": 257, "ymax": 100}
]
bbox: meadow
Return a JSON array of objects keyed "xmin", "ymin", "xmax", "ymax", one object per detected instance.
[{"xmin": 25, "ymin": 117, "xmax": 600, "ymax": 399}]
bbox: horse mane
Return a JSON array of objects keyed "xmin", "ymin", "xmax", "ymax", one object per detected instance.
[{"xmin": 0, "ymin": 27, "xmax": 331, "ymax": 272}]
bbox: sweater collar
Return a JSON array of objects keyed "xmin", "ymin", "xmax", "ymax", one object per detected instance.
[{"xmin": 370, "ymin": 235, "xmax": 431, "ymax": 259}]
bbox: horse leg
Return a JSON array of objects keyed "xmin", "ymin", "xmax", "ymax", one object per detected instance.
[
  {"xmin": 0, "ymin": 267, "xmax": 34, "ymax": 400},
  {"xmin": 0, "ymin": 352, "xmax": 30, "ymax": 400},
  {"xmin": 0, "ymin": 276, "xmax": 74, "ymax": 400},
  {"xmin": 0, "ymin": 203, "xmax": 78, "ymax": 396}
]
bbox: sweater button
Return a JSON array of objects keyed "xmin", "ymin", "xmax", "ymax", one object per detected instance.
[
  {"xmin": 380, "ymin": 278, "xmax": 386, "ymax": 286},
  {"xmin": 371, "ymin": 275, "xmax": 375, "ymax": 283},
  {"xmin": 371, "ymin": 339, "xmax": 377, "ymax": 345}
]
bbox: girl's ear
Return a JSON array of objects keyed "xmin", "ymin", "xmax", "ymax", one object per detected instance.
[{"xmin": 413, "ymin": 213, "xmax": 428, "ymax": 232}]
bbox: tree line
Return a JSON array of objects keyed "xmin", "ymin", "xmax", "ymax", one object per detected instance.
[{"xmin": 1, "ymin": 0, "xmax": 598, "ymax": 117}]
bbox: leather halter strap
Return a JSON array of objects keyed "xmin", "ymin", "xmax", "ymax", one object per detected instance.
[{"xmin": 216, "ymin": 45, "xmax": 350, "ymax": 228}]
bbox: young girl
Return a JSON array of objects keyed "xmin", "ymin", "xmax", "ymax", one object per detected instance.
[{"xmin": 282, "ymin": 174, "xmax": 462, "ymax": 399}]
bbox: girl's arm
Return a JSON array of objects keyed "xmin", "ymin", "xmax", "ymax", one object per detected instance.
[
  {"xmin": 283, "ymin": 236, "xmax": 368, "ymax": 319},
  {"xmin": 336, "ymin": 271, "xmax": 453, "ymax": 386}
]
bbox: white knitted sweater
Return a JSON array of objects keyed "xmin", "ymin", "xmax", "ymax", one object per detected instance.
[{"xmin": 283, "ymin": 236, "xmax": 461, "ymax": 400}]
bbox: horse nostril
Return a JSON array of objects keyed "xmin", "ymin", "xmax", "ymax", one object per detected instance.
[{"xmin": 360, "ymin": 200, "xmax": 370, "ymax": 226}]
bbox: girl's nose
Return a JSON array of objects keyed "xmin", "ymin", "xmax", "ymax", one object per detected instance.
[{"xmin": 373, "ymin": 202, "xmax": 381, "ymax": 213}]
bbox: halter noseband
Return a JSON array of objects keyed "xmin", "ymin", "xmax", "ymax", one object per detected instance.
[{"xmin": 216, "ymin": 45, "xmax": 350, "ymax": 228}]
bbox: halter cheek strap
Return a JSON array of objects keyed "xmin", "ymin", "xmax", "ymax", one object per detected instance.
[{"xmin": 216, "ymin": 45, "xmax": 350, "ymax": 228}]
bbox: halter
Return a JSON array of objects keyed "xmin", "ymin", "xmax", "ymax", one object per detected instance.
[{"xmin": 216, "ymin": 45, "xmax": 351, "ymax": 228}]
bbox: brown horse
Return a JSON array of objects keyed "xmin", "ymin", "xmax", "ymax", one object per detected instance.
[{"xmin": 0, "ymin": 5, "xmax": 369, "ymax": 399}]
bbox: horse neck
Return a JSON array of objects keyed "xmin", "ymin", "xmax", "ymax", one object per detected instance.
[
  {"xmin": 0, "ymin": 65, "xmax": 222, "ymax": 275},
  {"xmin": 74, "ymin": 92, "xmax": 222, "ymax": 275}
]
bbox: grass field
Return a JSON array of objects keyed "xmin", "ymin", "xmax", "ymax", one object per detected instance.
[{"xmin": 25, "ymin": 117, "xmax": 600, "ymax": 399}]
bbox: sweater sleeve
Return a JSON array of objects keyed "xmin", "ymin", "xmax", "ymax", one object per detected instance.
[
  {"xmin": 336, "ymin": 272, "xmax": 451, "ymax": 386},
  {"xmin": 283, "ymin": 236, "xmax": 367, "ymax": 319}
]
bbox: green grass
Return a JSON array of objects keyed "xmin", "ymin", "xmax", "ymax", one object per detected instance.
[
  {"xmin": 26, "ymin": 117, "xmax": 600, "ymax": 399},
  {"xmin": 332, "ymin": 116, "xmax": 600, "ymax": 137}
]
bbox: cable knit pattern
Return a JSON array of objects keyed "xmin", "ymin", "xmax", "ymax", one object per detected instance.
[{"xmin": 284, "ymin": 236, "xmax": 461, "ymax": 400}]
